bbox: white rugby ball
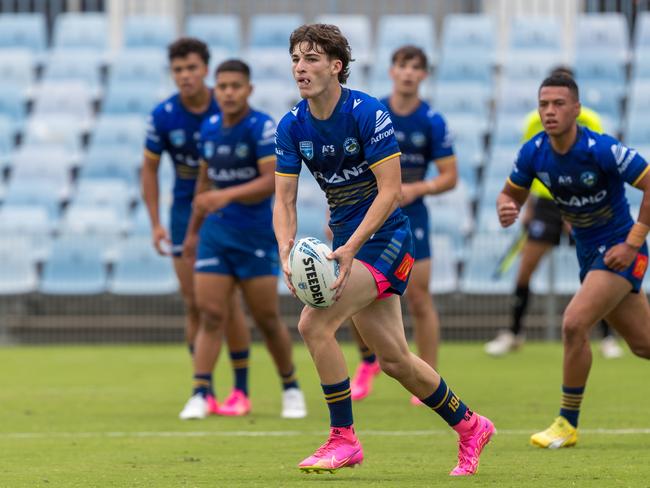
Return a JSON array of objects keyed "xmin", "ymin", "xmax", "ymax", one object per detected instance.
[{"xmin": 289, "ymin": 237, "xmax": 339, "ymax": 309}]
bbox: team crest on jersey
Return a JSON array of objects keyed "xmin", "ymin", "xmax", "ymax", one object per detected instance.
[
  {"xmin": 235, "ymin": 143, "xmax": 249, "ymax": 159},
  {"xmin": 299, "ymin": 141, "xmax": 313, "ymax": 160},
  {"xmin": 411, "ymin": 132, "xmax": 426, "ymax": 147},
  {"xmin": 169, "ymin": 129, "xmax": 186, "ymax": 147},
  {"xmin": 580, "ymin": 171, "xmax": 597, "ymax": 187},
  {"xmin": 203, "ymin": 141, "xmax": 215, "ymax": 159},
  {"xmin": 343, "ymin": 137, "xmax": 360, "ymax": 156}
]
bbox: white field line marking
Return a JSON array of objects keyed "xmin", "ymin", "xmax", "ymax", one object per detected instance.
[{"xmin": 3, "ymin": 428, "xmax": 650, "ymax": 440}]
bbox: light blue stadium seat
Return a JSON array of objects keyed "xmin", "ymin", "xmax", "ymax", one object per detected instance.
[
  {"xmin": 492, "ymin": 115, "xmax": 525, "ymax": 148},
  {"xmin": 579, "ymin": 84, "xmax": 622, "ymax": 133},
  {"xmin": 10, "ymin": 146, "xmax": 76, "ymax": 193},
  {"xmin": 296, "ymin": 174, "xmax": 329, "ymax": 242},
  {"xmin": 72, "ymin": 179, "xmax": 133, "ymax": 217},
  {"xmin": 61, "ymin": 204, "xmax": 126, "ymax": 236},
  {"xmin": 2, "ymin": 178, "xmax": 63, "ymax": 218},
  {"xmin": 109, "ymin": 237, "xmax": 178, "ymax": 294},
  {"xmin": 0, "ymin": 49, "xmax": 35, "ymax": 86},
  {"xmin": 0, "ymin": 13, "xmax": 46, "ymax": 54},
  {"xmin": 461, "ymin": 232, "xmax": 520, "ymax": 294},
  {"xmin": 509, "ymin": 16, "xmax": 562, "ymax": 53},
  {"xmin": 433, "ymin": 83, "xmax": 490, "ymax": 120},
  {"xmin": 496, "ymin": 81, "xmax": 537, "ymax": 118},
  {"xmin": 485, "ymin": 145, "xmax": 520, "ymax": 180},
  {"xmin": 249, "ymin": 14, "xmax": 303, "ymax": 50},
  {"xmin": 529, "ymin": 251, "xmax": 552, "ymax": 294},
  {"xmin": 249, "ymin": 80, "xmax": 300, "ymax": 123},
  {"xmin": 502, "ymin": 52, "xmax": 562, "ymax": 82},
  {"xmin": 110, "ymin": 49, "xmax": 167, "ymax": 85},
  {"xmin": 576, "ymin": 13, "xmax": 628, "ymax": 60},
  {"xmin": 425, "ymin": 182, "xmax": 473, "ymax": 252},
  {"xmin": 376, "ymin": 15, "xmax": 435, "ymax": 63},
  {"xmin": 130, "ymin": 202, "xmax": 170, "ymax": 237},
  {"xmin": 575, "ymin": 55, "xmax": 627, "ymax": 112},
  {"xmin": 429, "ymin": 234, "xmax": 458, "ymax": 294},
  {"xmin": 53, "ymin": 12, "xmax": 108, "ymax": 52},
  {"xmin": 0, "ymin": 203, "xmax": 53, "ymax": 238},
  {"xmin": 552, "ymin": 245, "xmax": 580, "ymax": 294},
  {"xmin": 441, "ymin": 14, "xmax": 495, "ymax": 60},
  {"xmin": 123, "ymin": 15, "xmax": 175, "ymax": 50},
  {"xmin": 632, "ymin": 47, "xmax": 650, "ymax": 80},
  {"xmin": 626, "ymin": 183, "xmax": 643, "ymax": 208},
  {"xmin": 0, "ymin": 241, "xmax": 38, "ymax": 294},
  {"xmin": 0, "ymin": 115, "xmax": 13, "ymax": 169},
  {"xmin": 243, "ymin": 48, "xmax": 293, "ymax": 82},
  {"xmin": 0, "ymin": 82, "xmax": 27, "ymax": 135},
  {"xmin": 90, "ymin": 115, "xmax": 146, "ymax": 153},
  {"xmin": 436, "ymin": 56, "xmax": 492, "ymax": 86},
  {"xmin": 315, "ymin": 15, "xmax": 372, "ymax": 65},
  {"xmin": 32, "ymin": 82, "xmax": 94, "ymax": 124},
  {"xmin": 40, "ymin": 235, "xmax": 108, "ymax": 295},
  {"xmin": 22, "ymin": 116, "xmax": 84, "ymax": 156},
  {"xmin": 42, "ymin": 50, "xmax": 103, "ymax": 96},
  {"xmin": 624, "ymin": 111, "xmax": 650, "ymax": 146},
  {"xmin": 81, "ymin": 146, "xmax": 140, "ymax": 185},
  {"xmin": 451, "ymin": 124, "xmax": 485, "ymax": 169},
  {"xmin": 103, "ymin": 82, "xmax": 162, "ymax": 116},
  {"xmin": 635, "ymin": 12, "xmax": 650, "ymax": 50},
  {"xmin": 186, "ymin": 14, "xmax": 241, "ymax": 55}
]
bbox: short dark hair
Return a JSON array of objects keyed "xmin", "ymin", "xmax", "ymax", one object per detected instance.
[
  {"xmin": 215, "ymin": 59, "xmax": 251, "ymax": 79},
  {"xmin": 168, "ymin": 37, "xmax": 209, "ymax": 65},
  {"xmin": 539, "ymin": 74, "xmax": 580, "ymax": 101},
  {"xmin": 289, "ymin": 23, "xmax": 353, "ymax": 83},
  {"xmin": 391, "ymin": 45, "xmax": 428, "ymax": 71},
  {"xmin": 549, "ymin": 65, "xmax": 575, "ymax": 79}
]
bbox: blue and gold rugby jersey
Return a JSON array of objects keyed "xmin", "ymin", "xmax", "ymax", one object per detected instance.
[
  {"xmin": 275, "ymin": 88, "xmax": 402, "ymax": 226},
  {"xmin": 379, "ymin": 98, "xmax": 454, "ymax": 208},
  {"xmin": 199, "ymin": 109, "xmax": 276, "ymax": 230},
  {"xmin": 508, "ymin": 127, "xmax": 649, "ymax": 248},
  {"xmin": 144, "ymin": 92, "xmax": 220, "ymax": 204}
]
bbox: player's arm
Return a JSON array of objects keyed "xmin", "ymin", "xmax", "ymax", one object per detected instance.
[
  {"xmin": 330, "ymin": 154, "xmax": 402, "ymax": 299},
  {"xmin": 141, "ymin": 151, "xmax": 170, "ymax": 255},
  {"xmin": 273, "ymin": 174, "xmax": 299, "ymax": 295},
  {"xmin": 402, "ymin": 155, "xmax": 457, "ymax": 207},
  {"xmin": 497, "ymin": 178, "xmax": 530, "ymax": 228},
  {"xmin": 182, "ymin": 161, "xmax": 211, "ymax": 260}
]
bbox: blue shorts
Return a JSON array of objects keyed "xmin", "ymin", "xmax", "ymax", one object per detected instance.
[
  {"xmin": 577, "ymin": 234, "xmax": 649, "ymax": 293},
  {"xmin": 401, "ymin": 203, "xmax": 430, "ymax": 261},
  {"xmin": 195, "ymin": 218, "xmax": 279, "ymax": 279},
  {"xmin": 170, "ymin": 199, "xmax": 192, "ymax": 257},
  {"xmin": 331, "ymin": 212, "xmax": 414, "ymax": 296}
]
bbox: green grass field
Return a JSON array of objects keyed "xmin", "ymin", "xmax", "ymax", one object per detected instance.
[{"xmin": 1, "ymin": 342, "xmax": 649, "ymax": 487}]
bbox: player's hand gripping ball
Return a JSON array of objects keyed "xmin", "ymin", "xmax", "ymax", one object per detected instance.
[{"xmin": 289, "ymin": 237, "xmax": 339, "ymax": 308}]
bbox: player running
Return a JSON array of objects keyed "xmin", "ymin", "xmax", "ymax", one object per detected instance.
[
  {"xmin": 486, "ymin": 66, "xmax": 623, "ymax": 359},
  {"xmin": 497, "ymin": 74, "xmax": 650, "ymax": 448},
  {"xmin": 142, "ymin": 38, "xmax": 252, "ymax": 416},
  {"xmin": 179, "ymin": 59, "xmax": 306, "ymax": 420},
  {"xmin": 349, "ymin": 45, "xmax": 458, "ymax": 403},
  {"xmin": 274, "ymin": 24, "xmax": 494, "ymax": 476}
]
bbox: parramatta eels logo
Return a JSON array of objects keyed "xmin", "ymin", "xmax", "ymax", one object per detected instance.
[
  {"xmin": 343, "ymin": 137, "xmax": 360, "ymax": 156},
  {"xmin": 297, "ymin": 282, "xmax": 308, "ymax": 290},
  {"xmin": 169, "ymin": 129, "xmax": 186, "ymax": 147},
  {"xmin": 235, "ymin": 143, "xmax": 249, "ymax": 159},
  {"xmin": 203, "ymin": 141, "xmax": 215, "ymax": 159},
  {"xmin": 299, "ymin": 140, "xmax": 313, "ymax": 160},
  {"xmin": 580, "ymin": 171, "xmax": 597, "ymax": 188}
]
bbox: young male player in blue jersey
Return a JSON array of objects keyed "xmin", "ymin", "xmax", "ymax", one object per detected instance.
[
  {"xmin": 142, "ymin": 38, "xmax": 252, "ymax": 417},
  {"xmin": 349, "ymin": 45, "xmax": 458, "ymax": 404},
  {"xmin": 274, "ymin": 24, "xmax": 494, "ymax": 476},
  {"xmin": 179, "ymin": 59, "xmax": 306, "ymax": 420},
  {"xmin": 497, "ymin": 74, "xmax": 650, "ymax": 448}
]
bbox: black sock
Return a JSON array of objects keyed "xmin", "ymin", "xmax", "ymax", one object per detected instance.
[
  {"xmin": 600, "ymin": 320, "xmax": 612, "ymax": 338},
  {"xmin": 511, "ymin": 285, "xmax": 530, "ymax": 336}
]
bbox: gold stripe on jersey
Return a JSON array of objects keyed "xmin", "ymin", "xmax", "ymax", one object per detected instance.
[
  {"xmin": 633, "ymin": 165, "xmax": 650, "ymax": 187},
  {"xmin": 559, "ymin": 206, "xmax": 614, "ymax": 228},
  {"xmin": 506, "ymin": 177, "xmax": 527, "ymax": 191},
  {"xmin": 144, "ymin": 149, "xmax": 161, "ymax": 161},
  {"xmin": 275, "ymin": 171, "xmax": 299, "ymax": 178},
  {"xmin": 177, "ymin": 165, "xmax": 199, "ymax": 179},
  {"xmin": 369, "ymin": 152, "xmax": 401, "ymax": 170},
  {"xmin": 258, "ymin": 155, "xmax": 276, "ymax": 165},
  {"xmin": 435, "ymin": 155, "xmax": 456, "ymax": 167},
  {"xmin": 325, "ymin": 180, "xmax": 377, "ymax": 207}
]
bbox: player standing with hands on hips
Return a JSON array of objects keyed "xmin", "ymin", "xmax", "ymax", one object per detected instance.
[{"xmin": 273, "ymin": 23, "xmax": 494, "ymax": 476}]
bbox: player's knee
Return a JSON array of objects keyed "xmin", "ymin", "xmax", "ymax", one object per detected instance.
[
  {"xmin": 406, "ymin": 286, "xmax": 432, "ymax": 317},
  {"xmin": 255, "ymin": 314, "xmax": 282, "ymax": 336},
  {"xmin": 376, "ymin": 352, "xmax": 411, "ymax": 381},
  {"xmin": 198, "ymin": 302, "xmax": 227, "ymax": 332},
  {"xmin": 297, "ymin": 316, "xmax": 329, "ymax": 343},
  {"xmin": 630, "ymin": 343, "xmax": 650, "ymax": 359},
  {"xmin": 562, "ymin": 311, "xmax": 590, "ymax": 341}
]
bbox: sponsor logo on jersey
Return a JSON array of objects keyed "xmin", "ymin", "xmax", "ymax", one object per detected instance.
[
  {"xmin": 235, "ymin": 143, "xmax": 249, "ymax": 159},
  {"xmin": 203, "ymin": 141, "xmax": 215, "ymax": 159},
  {"xmin": 555, "ymin": 189, "xmax": 607, "ymax": 207},
  {"xmin": 394, "ymin": 252, "xmax": 414, "ymax": 281},
  {"xmin": 208, "ymin": 166, "xmax": 257, "ymax": 182},
  {"xmin": 558, "ymin": 175, "xmax": 573, "ymax": 185},
  {"xmin": 411, "ymin": 132, "xmax": 426, "ymax": 147},
  {"xmin": 217, "ymin": 145, "xmax": 231, "ymax": 156},
  {"xmin": 169, "ymin": 129, "xmax": 186, "ymax": 147},
  {"xmin": 343, "ymin": 137, "xmax": 360, "ymax": 156},
  {"xmin": 633, "ymin": 254, "xmax": 648, "ymax": 279},
  {"xmin": 611, "ymin": 143, "xmax": 637, "ymax": 174},
  {"xmin": 371, "ymin": 127, "xmax": 395, "ymax": 145},
  {"xmin": 375, "ymin": 110, "xmax": 392, "ymax": 133},
  {"xmin": 299, "ymin": 140, "xmax": 313, "ymax": 160},
  {"xmin": 322, "ymin": 144, "xmax": 336, "ymax": 157},
  {"xmin": 353, "ymin": 98, "xmax": 363, "ymax": 109},
  {"xmin": 313, "ymin": 162, "xmax": 369, "ymax": 184},
  {"xmin": 580, "ymin": 171, "xmax": 597, "ymax": 187}
]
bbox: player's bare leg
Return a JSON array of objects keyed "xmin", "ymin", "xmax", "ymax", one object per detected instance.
[
  {"xmin": 173, "ymin": 257, "xmax": 200, "ymax": 353},
  {"xmin": 604, "ymin": 287, "xmax": 650, "ymax": 359},
  {"xmin": 405, "ymin": 258, "xmax": 439, "ymax": 369}
]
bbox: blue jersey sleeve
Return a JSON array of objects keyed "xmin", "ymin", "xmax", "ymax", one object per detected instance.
[
  {"xmin": 507, "ymin": 143, "xmax": 536, "ymax": 190},
  {"xmin": 599, "ymin": 135, "xmax": 650, "ymax": 187},
  {"xmin": 356, "ymin": 97, "xmax": 401, "ymax": 168},
  {"xmin": 144, "ymin": 108, "xmax": 165, "ymax": 159},
  {"xmin": 255, "ymin": 114, "xmax": 277, "ymax": 164},
  {"xmin": 274, "ymin": 114, "xmax": 301, "ymax": 177},
  {"xmin": 429, "ymin": 112, "xmax": 454, "ymax": 161}
]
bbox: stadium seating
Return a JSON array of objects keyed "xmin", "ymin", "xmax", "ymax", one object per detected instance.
[
  {"xmin": 123, "ymin": 15, "xmax": 176, "ymax": 50},
  {"xmin": 2, "ymin": 177, "xmax": 64, "ymax": 219},
  {"xmin": 0, "ymin": 239, "xmax": 38, "ymax": 294},
  {"xmin": 0, "ymin": 82, "xmax": 27, "ymax": 135},
  {"xmin": 109, "ymin": 237, "xmax": 178, "ymax": 294},
  {"xmin": 376, "ymin": 15, "xmax": 436, "ymax": 62},
  {"xmin": 0, "ymin": 115, "xmax": 13, "ymax": 168},
  {"xmin": 551, "ymin": 245, "xmax": 581, "ymax": 294},
  {"xmin": 249, "ymin": 80, "xmax": 300, "ymax": 122},
  {"xmin": 42, "ymin": 50, "xmax": 104, "ymax": 97},
  {"xmin": 315, "ymin": 14, "xmax": 372, "ymax": 65},
  {"xmin": 509, "ymin": 16, "xmax": 562, "ymax": 54},
  {"xmin": 429, "ymin": 234, "xmax": 458, "ymax": 294},
  {"xmin": 0, "ymin": 13, "xmax": 46, "ymax": 55},
  {"xmin": 440, "ymin": 14, "xmax": 495, "ymax": 60},
  {"xmin": 248, "ymin": 14, "xmax": 303, "ymax": 50},
  {"xmin": 461, "ymin": 232, "xmax": 521, "ymax": 294},
  {"xmin": 186, "ymin": 14, "xmax": 241, "ymax": 55},
  {"xmin": 576, "ymin": 13, "xmax": 629, "ymax": 61},
  {"xmin": 110, "ymin": 49, "xmax": 167, "ymax": 86},
  {"xmin": 635, "ymin": 12, "xmax": 650, "ymax": 50},
  {"xmin": 102, "ymin": 82, "xmax": 162, "ymax": 116},
  {"xmin": 244, "ymin": 48, "xmax": 293, "ymax": 82},
  {"xmin": 40, "ymin": 235, "xmax": 109, "ymax": 295},
  {"xmin": 52, "ymin": 12, "xmax": 108, "ymax": 52}
]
